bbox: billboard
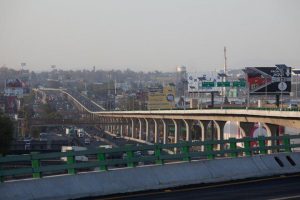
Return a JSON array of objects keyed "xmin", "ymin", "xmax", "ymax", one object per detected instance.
[
  {"xmin": 244, "ymin": 65, "xmax": 291, "ymax": 95},
  {"xmin": 148, "ymin": 85, "xmax": 176, "ymax": 110},
  {"xmin": 4, "ymin": 78, "xmax": 30, "ymax": 97},
  {"xmin": 187, "ymin": 72, "xmax": 222, "ymax": 93}
]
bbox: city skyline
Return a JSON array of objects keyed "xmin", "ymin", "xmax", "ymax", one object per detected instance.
[{"xmin": 0, "ymin": 0, "xmax": 299, "ymax": 72}]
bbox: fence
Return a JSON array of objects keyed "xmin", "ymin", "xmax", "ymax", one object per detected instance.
[{"xmin": 1, "ymin": 135, "xmax": 300, "ymax": 183}]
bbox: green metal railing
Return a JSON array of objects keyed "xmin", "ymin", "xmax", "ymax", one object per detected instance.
[{"xmin": 1, "ymin": 135, "xmax": 300, "ymax": 183}]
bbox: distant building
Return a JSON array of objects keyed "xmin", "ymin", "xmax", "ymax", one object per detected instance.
[
  {"xmin": 46, "ymin": 79, "xmax": 61, "ymax": 88},
  {"xmin": 176, "ymin": 65, "xmax": 187, "ymax": 97}
]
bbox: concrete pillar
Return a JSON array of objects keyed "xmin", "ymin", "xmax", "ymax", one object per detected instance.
[
  {"xmin": 123, "ymin": 118, "xmax": 129, "ymax": 137},
  {"xmin": 109, "ymin": 118, "xmax": 113, "ymax": 133},
  {"xmin": 120, "ymin": 122, "xmax": 123, "ymax": 136},
  {"xmin": 161, "ymin": 119, "xmax": 167, "ymax": 144},
  {"xmin": 153, "ymin": 119, "xmax": 158, "ymax": 143},
  {"xmin": 183, "ymin": 119, "xmax": 191, "ymax": 142},
  {"xmin": 131, "ymin": 118, "xmax": 135, "ymax": 138},
  {"xmin": 145, "ymin": 118, "xmax": 149, "ymax": 142},
  {"xmin": 200, "ymin": 120, "xmax": 210, "ymax": 141},
  {"xmin": 172, "ymin": 119, "xmax": 178, "ymax": 144},
  {"xmin": 239, "ymin": 122, "xmax": 255, "ymax": 137},
  {"xmin": 214, "ymin": 120, "xmax": 226, "ymax": 150},
  {"xmin": 264, "ymin": 123, "xmax": 279, "ymax": 152},
  {"xmin": 138, "ymin": 118, "xmax": 142, "ymax": 140},
  {"xmin": 105, "ymin": 118, "xmax": 109, "ymax": 132},
  {"xmin": 198, "ymin": 120, "xmax": 207, "ymax": 151}
]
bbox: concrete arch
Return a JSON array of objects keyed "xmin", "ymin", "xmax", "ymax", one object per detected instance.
[
  {"xmin": 153, "ymin": 118, "xmax": 158, "ymax": 143},
  {"xmin": 172, "ymin": 119, "xmax": 179, "ymax": 144},
  {"xmin": 223, "ymin": 121, "xmax": 245, "ymax": 140},
  {"xmin": 138, "ymin": 118, "xmax": 142, "ymax": 140},
  {"xmin": 183, "ymin": 119, "xmax": 190, "ymax": 142},
  {"xmin": 161, "ymin": 119, "xmax": 167, "ymax": 144},
  {"xmin": 213, "ymin": 121, "xmax": 224, "ymax": 150}
]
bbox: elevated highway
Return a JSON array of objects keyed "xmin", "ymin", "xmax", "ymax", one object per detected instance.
[{"xmin": 35, "ymin": 88, "xmax": 300, "ymax": 148}]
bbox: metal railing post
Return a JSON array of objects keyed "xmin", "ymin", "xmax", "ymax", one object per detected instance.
[
  {"xmin": 258, "ymin": 136, "xmax": 267, "ymax": 154},
  {"xmin": 181, "ymin": 141, "xmax": 191, "ymax": 162},
  {"xmin": 243, "ymin": 137, "xmax": 251, "ymax": 156},
  {"xmin": 229, "ymin": 138, "xmax": 237, "ymax": 158},
  {"xmin": 66, "ymin": 150, "xmax": 76, "ymax": 175},
  {"xmin": 31, "ymin": 152, "xmax": 41, "ymax": 178},
  {"xmin": 125, "ymin": 144, "xmax": 135, "ymax": 168},
  {"xmin": 205, "ymin": 141, "xmax": 215, "ymax": 160},
  {"xmin": 97, "ymin": 148, "xmax": 108, "ymax": 171},
  {"xmin": 283, "ymin": 135, "xmax": 292, "ymax": 152},
  {"xmin": 155, "ymin": 144, "xmax": 164, "ymax": 165},
  {"xmin": 0, "ymin": 154, "xmax": 3, "ymax": 182}
]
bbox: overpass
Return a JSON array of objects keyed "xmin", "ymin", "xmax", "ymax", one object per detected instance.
[
  {"xmin": 35, "ymin": 88, "xmax": 300, "ymax": 149},
  {"xmin": 29, "ymin": 118, "xmax": 126, "ymax": 127},
  {"xmin": 2, "ymin": 88, "xmax": 300, "ymax": 199}
]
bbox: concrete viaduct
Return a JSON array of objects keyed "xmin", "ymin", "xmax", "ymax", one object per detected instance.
[{"xmin": 36, "ymin": 88, "xmax": 300, "ymax": 148}]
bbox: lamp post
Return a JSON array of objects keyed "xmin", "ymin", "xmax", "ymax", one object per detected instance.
[
  {"xmin": 198, "ymin": 76, "xmax": 206, "ymax": 109},
  {"xmin": 276, "ymin": 64, "xmax": 288, "ymax": 110},
  {"xmin": 182, "ymin": 79, "xmax": 188, "ymax": 110}
]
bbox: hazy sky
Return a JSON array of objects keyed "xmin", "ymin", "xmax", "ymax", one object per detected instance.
[{"xmin": 0, "ymin": 0, "xmax": 299, "ymax": 72}]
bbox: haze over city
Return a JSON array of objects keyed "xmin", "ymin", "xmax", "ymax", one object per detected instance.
[{"xmin": 1, "ymin": 0, "xmax": 300, "ymax": 72}]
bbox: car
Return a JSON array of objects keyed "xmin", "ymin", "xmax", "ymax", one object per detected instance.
[
  {"xmin": 288, "ymin": 103, "xmax": 298, "ymax": 109},
  {"xmin": 84, "ymin": 138, "xmax": 90, "ymax": 145}
]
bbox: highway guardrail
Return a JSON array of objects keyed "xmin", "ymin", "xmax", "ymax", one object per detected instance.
[{"xmin": 1, "ymin": 134, "xmax": 300, "ymax": 183}]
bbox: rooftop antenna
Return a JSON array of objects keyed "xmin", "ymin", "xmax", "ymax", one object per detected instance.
[
  {"xmin": 223, "ymin": 47, "xmax": 228, "ymax": 104},
  {"xmin": 224, "ymin": 46, "xmax": 227, "ymax": 79}
]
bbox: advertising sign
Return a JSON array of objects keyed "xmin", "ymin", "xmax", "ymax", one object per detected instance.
[
  {"xmin": 4, "ymin": 78, "xmax": 30, "ymax": 97},
  {"xmin": 148, "ymin": 85, "xmax": 176, "ymax": 110},
  {"xmin": 187, "ymin": 72, "xmax": 222, "ymax": 93},
  {"xmin": 244, "ymin": 65, "xmax": 291, "ymax": 95}
]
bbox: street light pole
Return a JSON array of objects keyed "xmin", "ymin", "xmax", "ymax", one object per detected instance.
[{"xmin": 280, "ymin": 70, "xmax": 283, "ymax": 110}]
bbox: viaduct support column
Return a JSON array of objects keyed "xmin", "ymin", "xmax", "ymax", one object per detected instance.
[
  {"xmin": 198, "ymin": 120, "xmax": 209, "ymax": 151},
  {"xmin": 264, "ymin": 123, "xmax": 279, "ymax": 152},
  {"xmin": 201, "ymin": 121, "xmax": 210, "ymax": 140},
  {"xmin": 153, "ymin": 119, "xmax": 158, "ymax": 143},
  {"xmin": 119, "ymin": 119, "xmax": 123, "ymax": 136},
  {"xmin": 172, "ymin": 119, "xmax": 178, "ymax": 144},
  {"xmin": 126, "ymin": 119, "xmax": 130, "ymax": 137},
  {"xmin": 138, "ymin": 118, "xmax": 142, "ymax": 140},
  {"xmin": 131, "ymin": 118, "xmax": 135, "ymax": 138},
  {"xmin": 161, "ymin": 119, "xmax": 167, "ymax": 144},
  {"xmin": 183, "ymin": 119, "xmax": 191, "ymax": 142},
  {"xmin": 145, "ymin": 118, "xmax": 149, "ymax": 142},
  {"xmin": 239, "ymin": 122, "xmax": 255, "ymax": 137},
  {"xmin": 105, "ymin": 118, "xmax": 108, "ymax": 132},
  {"xmin": 214, "ymin": 120, "xmax": 226, "ymax": 151}
]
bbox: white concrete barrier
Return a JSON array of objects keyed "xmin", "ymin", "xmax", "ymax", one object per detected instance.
[{"xmin": 2, "ymin": 152, "xmax": 300, "ymax": 200}]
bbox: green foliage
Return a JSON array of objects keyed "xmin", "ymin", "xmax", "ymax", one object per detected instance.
[
  {"xmin": 31, "ymin": 127, "xmax": 41, "ymax": 139},
  {"xmin": 0, "ymin": 114, "xmax": 14, "ymax": 154}
]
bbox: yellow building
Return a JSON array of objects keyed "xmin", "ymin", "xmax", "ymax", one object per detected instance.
[{"xmin": 148, "ymin": 85, "xmax": 176, "ymax": 110}]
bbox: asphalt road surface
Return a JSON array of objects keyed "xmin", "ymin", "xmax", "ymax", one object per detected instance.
[{"xmin": 89, "ymin": 173, "xmax": 300, "ymax": 200}]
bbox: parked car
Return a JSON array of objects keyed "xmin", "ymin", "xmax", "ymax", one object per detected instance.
[{"xmin": 288, "ymin": 103, "xmax": 298, "ymax": 109}]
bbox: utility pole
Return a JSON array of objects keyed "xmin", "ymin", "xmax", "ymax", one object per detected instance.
[
  {"xmin": 223, "ymin": 47, "xmax": 228, "ymax": 103},
  {"xmin": 224, "ymin": 47, "xmax": 227, "ymax": 80}
]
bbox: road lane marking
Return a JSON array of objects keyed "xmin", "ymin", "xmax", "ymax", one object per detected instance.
[
  {"xmin": 100, "ymin": 173, "xmax": 300, "ymax": 200},
  {"xmin": 269, "ymin": 195, "xmax": 300, "ymax": 200}
]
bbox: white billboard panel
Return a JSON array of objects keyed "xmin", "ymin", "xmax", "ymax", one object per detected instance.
[{"xmin": 187, "ymin": 71, "xmax": 222, "ymax": 93}]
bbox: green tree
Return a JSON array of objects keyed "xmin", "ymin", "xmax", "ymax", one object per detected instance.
[
  {"xmin": 0, "ymin": 114, "xmax": 14, "ymax": 154},
  {"xmin": 31, "ymin": 127, "xmax": 41, "ymax": 139}
]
